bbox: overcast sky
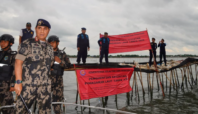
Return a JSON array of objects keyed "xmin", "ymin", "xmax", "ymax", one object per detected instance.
[{"xmin": 0, "ymin": 0, "xmax": 198, "ymax": 55}]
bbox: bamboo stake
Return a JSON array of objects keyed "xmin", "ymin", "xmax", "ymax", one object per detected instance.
[
  {"xmin": 180, "ymin": 68, "xmax": 184, "ymax": 91},
  {"xmin": 147, "ymin": 73, "xmax": 150, "ymax": 95},
  {"xmin": 183, "ymin": 67, "xmax": 189, "ymax": 90},
  {"xmin": 137, "ymin": 71, "xmax": 145, "ymax": 96},
  {"xmin": 152, "ymin": 73, "xmax": 154, "ymax": 98},
  {"xmin": 169, "ymin": 71, "xmax": 172, "ymax": 95},
  {"xmin": 157, "ymin": 72, "xmax": 165, "ymax": 97},
  {"xmin": 131, "ymin": 73, "xmax": 135, "ymax": 101},
  {"xmin": 134, "ymin": 72, "xmax": 140, "ymax": 102},
  {"xmin": 195, "ymin": 64, "xmax": 198, "ymax": 85},
  {"xmin": 156, "ymin": 73, "xmax": 160, "ymax": 91},
  {"xmin": 186, "ymin": 66, "xmax": 193, "ymax": 89},
  {"xmin": 175, "ymin": 69, "xmax": 180, "ymax": 87},
  {"xmin": 115, "ymin": 95, "xmax": 118, "ymax": 109},
  {"xmin": 163, "ymin": 72, "xmax": 174, "ymax": 87},
  {"xmin": 166, "ymin": 72, "xmax": 167, "ymax": 91},
  {"xmin": 74, "ymin": 64, "xmax": 83, "ymax": 112}
]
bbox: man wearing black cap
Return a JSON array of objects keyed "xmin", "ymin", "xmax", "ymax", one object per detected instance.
[
  {"xmin": 77, "ymin": 27, "xmax": 90, "ymax": 64},
  {"xmin": 98, "ymin": 32, "xmax": 110, "ymax": 64},
  {"xmin": 19, "ymin": 22, "xmax": 34, "ymax": 44},
  {"xmin": 14, "ymin": 19, "xmax": 54, "ymax": 114}
]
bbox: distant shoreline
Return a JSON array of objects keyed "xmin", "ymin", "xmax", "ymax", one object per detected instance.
[{"xmin": 68, "ymin": 56, "xmax": 197, "ymax": 58}]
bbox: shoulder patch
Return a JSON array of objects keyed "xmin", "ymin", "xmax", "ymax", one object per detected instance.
[{"xmin": 11, "ymin": 51, "xmax": 17, "ymax": 55}]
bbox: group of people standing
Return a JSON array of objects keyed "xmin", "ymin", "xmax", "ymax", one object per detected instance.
[
  {"xmin": 77, "ymin": 28, "xmax": 110, "ymax": 64},
  {"xmin": 0, "ymin": 19, "xmax": 71, "ymax": 114},
  {"xmin": 0, "ymin": 19, "xmax": 111, "ymax": 114},
  {"xmin": 149, "ymin": 38, "xmax": 167, "ymax": 67}
]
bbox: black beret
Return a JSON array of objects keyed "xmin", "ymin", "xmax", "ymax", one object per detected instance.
[
  {"xmin": 36, "ymin": 19, "xmax": 51, "ymax": 29},
  {"xmin": 81, "ymin": 27, "xmax": 86, "ymax": 30}
]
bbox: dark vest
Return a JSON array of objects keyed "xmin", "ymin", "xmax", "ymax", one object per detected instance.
[
  {"xmin": 100, "ymin": 37, "xmax": 110, "ymax": 50},
  {"xmin": 21, "ymin": 29, "xmax": 34, "ymax": 43},
  {"xmin": 0, "ymin": 50, "xmax": 16, "ymax": 81},
  {"xmin": 51, "ymin": 51, "xmax": 64, "ymax": 76},
  {"xmin": 77, "ymin": 33, "xmax": 89, "ymax": 48},
  {"xmin": 150, "ymin": 42, "xmax": 157, "ymax": 51},
  {"xmin": 159, "ymin": 43, "xmax": 166, "ymax": 53}
]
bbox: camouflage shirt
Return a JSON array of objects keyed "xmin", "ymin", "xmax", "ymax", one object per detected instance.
[
  {"xmin": 15, "ymin": 38, "xmax": 54, "ymax": 86},
  {"xmin": 0, "ymin": 48, "xmax": 16, "ymax": 87},
  {"xmin": 54, "ymin": 48, "xmax": 70, "ymax": 69}
]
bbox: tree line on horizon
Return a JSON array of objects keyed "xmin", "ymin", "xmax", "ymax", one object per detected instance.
[{"xmin": 67, "ymin": 54, "xmax": 198, "ymax": 58}]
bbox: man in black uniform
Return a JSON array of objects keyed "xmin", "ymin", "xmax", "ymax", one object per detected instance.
[
  {"xmin": 158, "ymin": 39, "xmax": 167, "ymax": 66},
  {"xmin": 98, "ymin": 32, "xmax": 110, "ymax": 64},
  {"xmin": 149, "ymin": 38, "xmax": 157, "ymax": 66},
  {"xmin": 0, "ymin": 34, "xmax": 16, "ymax": 114},
  {"xmin": 48, "ymin": 35, "xmax": 71, "ymax": 114},
  {"xmin": 77, "ymin": 27, "xmax": 90, "ymax": 64}
]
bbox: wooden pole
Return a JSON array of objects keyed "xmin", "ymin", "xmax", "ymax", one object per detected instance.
[
  {"xmin": 74, "ymin": 64, "xmax": 83, "ymax": 113},
  {"xmin": 137, "ymin": 71, "xmax": 145, "ymax": 96}
]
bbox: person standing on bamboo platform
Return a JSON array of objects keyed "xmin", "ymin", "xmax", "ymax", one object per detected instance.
[
  {"xmin": 14, "ymin": 19, "xmax": 54, "ymax": 114},
  {"xmin": 98, "ymin": 32, "xmax": 110, "ymax": 64},
  {"xmin": 149, "ymin": 38, "xmax": 157, "ymax": 67},
  {"xmin": 19, "ymin": 22, "xmax": 34, "ymax": 44},
  {"xmin": 77, "ymin": 27, "xmax": 90, "ymax": 64},
  {"xmin": 48, "ymin": 35, "xmax": 71, "ymax": 114},
  {"xmin": 158, "ymin": 39, "xmax": 167, "ymax": 66},
  {"xmin": 0, "ymin": 34, "xmax": 16, "ymax": 114}
]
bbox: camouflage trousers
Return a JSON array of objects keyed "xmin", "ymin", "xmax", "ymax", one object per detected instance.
[
  {"xmin": 51, "ymin": 75, "xmax": 63, "ymax": 114},
  {"xmin": 15, "ymin": 84, "xmax": 51, "ymax": 114},
  {"xmin": 0, "ymin": 81, "xmax": 14, "ymax": 114}
]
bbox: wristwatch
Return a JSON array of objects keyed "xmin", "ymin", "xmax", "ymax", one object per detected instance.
[{"xmin": 15, "ymin": 80, "xmax": 22, "ymax": 84}]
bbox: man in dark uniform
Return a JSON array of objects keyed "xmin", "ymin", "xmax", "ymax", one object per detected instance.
[
  {"xmin": 0, "ymin": 34, "xmax": 16, "ymax": 114},
  {"xmin": 48, "ymin": 35, "xmax": 71, "ymax": 114},
  {"xmin": 19, "ymin": 22, "xmax": 34, "ymax": 44},
  {"xmin": 98, "ymin": 32, "xmax": 110, "ymax": 64},
  {"xmin": 149, "ymin": 38, "xmax": 157, "ymax": 66},
  {"xmin": 14, "ymin": 19, "xmax": 54, "ymax": 114},
  {"xmin": 77, "ymin": 27, "xmax": 90, "ymax": 64},
  {"xmin": 158, "ymin": 39, "xmax": 167, "ymax": 66}
]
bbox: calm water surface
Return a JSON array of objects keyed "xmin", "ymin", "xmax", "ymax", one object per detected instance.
[{"xmin": 63, "ymin": 57, "xmax": 198, "ymax": 114}]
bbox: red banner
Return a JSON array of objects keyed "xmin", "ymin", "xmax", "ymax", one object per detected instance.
[
  {"xmin": 76, "ymin": 68, "xmax": 134, "ymax": 100},
  {"xmin": 100, "ymin": 30, "xmax": 151, "ymax": 53}
]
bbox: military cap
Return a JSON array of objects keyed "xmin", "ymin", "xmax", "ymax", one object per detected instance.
[
  {"xmin": 26, "ymin": 22, "xmax": 31, "ymax": 26},
  {"xmin": 48, "ymin": 35, "xmax": 60, "ymax": 43},
  {"xmin": 0, "ymin": 34, "xmax": 14, "ymax": 44},
  {"xmin": 81, "ymin": 27, "xmax": 86, "ymax": 30},
  {"xmin": 36, "ymin": 19, "xmax": 51, "ymax": 29}
]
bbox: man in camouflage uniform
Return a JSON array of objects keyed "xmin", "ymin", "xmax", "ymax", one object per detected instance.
[
  {"xmin": 48, "ymin": 35, "xmax": 71, "ymax": 114},
  {"xmin": 0, "ymin": 34, "xmax": 16, "ymax": 114},
  {"xmin": 14, "ymin": 19, "xmax": 54, "ymax": 114}
]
